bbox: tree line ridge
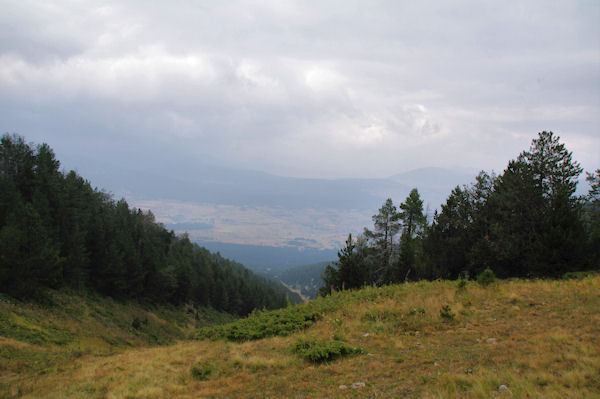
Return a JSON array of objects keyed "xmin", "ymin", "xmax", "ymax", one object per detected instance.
[{"xmin": 322, "ymin": 131, "xmax": 599, "ymax": 293}]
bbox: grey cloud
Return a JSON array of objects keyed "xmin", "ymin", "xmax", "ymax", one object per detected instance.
[{"xmin": 0, "ymin": 0, "xmax": 598, "ymax": 180}]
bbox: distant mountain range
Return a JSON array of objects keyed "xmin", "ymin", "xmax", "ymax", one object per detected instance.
[
  {"xmin": 68, "ymin": 158, "xmax": 478, "ymax": 267},
  {"xmin": 195, "ymin": 241, "xmax": 337, "ymax": 271},
  {"xmin": 70, "ymin": 154, "xmax": 476, "ymax": 213}
]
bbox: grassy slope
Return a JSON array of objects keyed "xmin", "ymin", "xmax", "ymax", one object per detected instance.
[
  {"xmin": 0, "ymin": 289, "xmax": 235, "ymax": 398},
  {"xmin": 2, "ymin": 277, "xmax": 599, "ymax": 398}
]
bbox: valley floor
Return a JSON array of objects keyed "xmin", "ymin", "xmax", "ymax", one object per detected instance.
[{"xmin": 1, "ymin": 277, "xmax": 599, "ymax": 398}]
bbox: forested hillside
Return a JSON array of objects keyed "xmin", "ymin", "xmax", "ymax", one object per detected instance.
[
  {"xmin": 0, "ymin": 134, "xmax": 292, "ymax": 315},
  {"xmin": 322, "ymin": 131, "xmax": 599, "ymax": 293},
  {"xmin": 268, "ymin": 262, "xmax": 328, "ymax": 300}
]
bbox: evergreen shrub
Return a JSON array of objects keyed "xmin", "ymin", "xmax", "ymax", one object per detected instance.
[
  {"xmin": 292, "ymin": 337, "xmax": 362, "ymax": 363},
  {"xmin": 477, "ymin": 267, "xmax": 496, "ymax": 286}
]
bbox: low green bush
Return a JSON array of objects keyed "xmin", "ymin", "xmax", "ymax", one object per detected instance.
[
  {"xmin": 190, "ymin": 362, "xmax": 215, "ymax": 380},
  {"xmin": 562, "ymin": 270, "xmax": 598, "ymax": 280},
  {"xmin": 477, "ymin": 267, "xmax": 496, "ymax": 286},
  {"xmin": 292, "ymin": 337, "xmax": 362, "ymax": 363},
  {"xmin": 196, "ymin": 304, "xmax": 323, "ymax": 342},
  {"xmin": 0, "ymin": 312, "xmax": 74, "ymax": 346},
  {"xmin": 439, "ymin": 305, "xmax": 455, "ymax": 321}
]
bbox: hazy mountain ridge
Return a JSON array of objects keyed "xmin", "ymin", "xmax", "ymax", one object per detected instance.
[
  {"xmin": 70, "ymin": 156, "xmax": 414, "ymax": 210},
  {"xmin": 107, "ymin": 164, "xmax": 478, "ymax": 253},
  {"xmin": 388, "ymin": 167, "xmax": 477, "ymax": 190},
  {"xmin": 195, "ymin": 241, "xmax": 337, "ymax": 271}
]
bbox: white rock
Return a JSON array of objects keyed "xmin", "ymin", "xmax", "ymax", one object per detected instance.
[
  {"xmin": 339, "ymin": 385, "xmax": 347, "ymax": 390},
  {"xmin": 351, "ymin": 382, "xmax": 366, "ymax": 389},
  {"xmin": 486, "ymin": 338, "xmax": 497, "ymax": 344},
  {"xmin": 498, "ymin": 384, "xmax": 508, "ymax": 392},
  {"xmin": 363, "ymin": 333, "xmax": 370, "ymax": 337}
]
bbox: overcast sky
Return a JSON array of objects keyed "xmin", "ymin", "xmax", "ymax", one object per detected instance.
[{"xmin": 1, "ymin": 0, "xmax": 599, "ymax": 179}]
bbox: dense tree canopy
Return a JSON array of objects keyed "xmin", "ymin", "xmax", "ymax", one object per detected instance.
[
  {"xmin": 394, "ymin": 188, "xmax": 427, "ymax": 282},
  {"xmin": 322, "ymin": 189, "xmax": 428, "ymax": 290},
  {"xmin": 323, "ymin": 131, "xmax": 597, "ymax": 292},
  {"xmin": 320, "ymin": 233, "xmax": 372, "ymax": 295},
  {"xmin": 584, "ymin": 169, "xmax": 600, "ymax": 262},
  {"xmin": 0, "ymin": 134, "xmax": 289, "ymax": 314}
]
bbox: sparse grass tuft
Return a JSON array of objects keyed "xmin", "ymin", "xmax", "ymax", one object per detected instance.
[{"xmin": 408, "ymin": 306, "xmax": 426, "ymax": 316}]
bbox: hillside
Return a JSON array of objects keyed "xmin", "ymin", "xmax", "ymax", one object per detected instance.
[
  {"xmin": 267, "ymin": 261, "xmax": 330, "ymax": 300},
  {"xmin": 2, "ymin": 276, "xmax": 598, "ymax": 398},
  {"xmin": 0, "ymin": 134, "xmax": 297, "ymax": 315},
  {"xmin": 0, "ymin": 289, "xmax": 235, "ymax": 392}
]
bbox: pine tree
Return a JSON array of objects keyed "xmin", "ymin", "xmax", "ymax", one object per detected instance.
[
  {"xmin": 394, "ymin": 189, "xmax": 427, "ymax": 281},
  {"xmin": 320, "ymin": 234, "xmax": 370, "ymax": 294},
  {"xmin": 364, "ymin": 198, "xmax": 400, "ymax": 279},
  {"xmin": 583, "ymin": 170, "xmax": 600, "ymax": 266},
  {"xmin": 0, "ymin": 134, "xmax": 36, "ymax": 203},
  {"xmin": 465, "ymin": 171, "xmax": 498, "ymax": 275},
  {"xmin": 0, "ymin": 201, "xmax": 63, "ymax": 297},
  {"xmin": 422, "ymin": 186, "xmax": 472, "ymax": 279},
  {"xmin": 489, "ymin": 132, "xmax": 585, "ymax": 277},
  {"xmin": 489, "ymin": 159, "xmax": 545, "ymax": 277}
]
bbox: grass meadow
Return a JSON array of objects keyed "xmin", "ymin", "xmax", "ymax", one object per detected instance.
[{"xmin": 1, "ymin": 277, "xmax": 599, "ymax": 398}]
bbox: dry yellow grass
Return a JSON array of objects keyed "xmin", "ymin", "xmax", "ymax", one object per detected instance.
[{"xmin": 1, "ymin": 277, "xmax": 599, "ymax": 398}]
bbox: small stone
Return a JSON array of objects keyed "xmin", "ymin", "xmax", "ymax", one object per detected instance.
[
  {"xmin": 486, "ymin": 338, "xmax": 497, "ymax": 344},
  {"xmin": 363, "ymin": 333, "xmax": 370, "ymax": 337},
  {"xmin": 434, "ymin": 361, "xmax": 439, "ymax": 366},
  {"xmin": 351, "ymin": 382, "xmax": 366, "ymax": 389},
  {"xmin": 498, "ymin": 384, "xmax": 508, "ymax": 392},
  {"xmin": 339, "ymin": 385, "xmax": 347, "ymax": 390}
]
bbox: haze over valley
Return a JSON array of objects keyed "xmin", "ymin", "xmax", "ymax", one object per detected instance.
[{"xmin": 73, "ymin": 158, "xmax": 475, "ymax": 262}]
